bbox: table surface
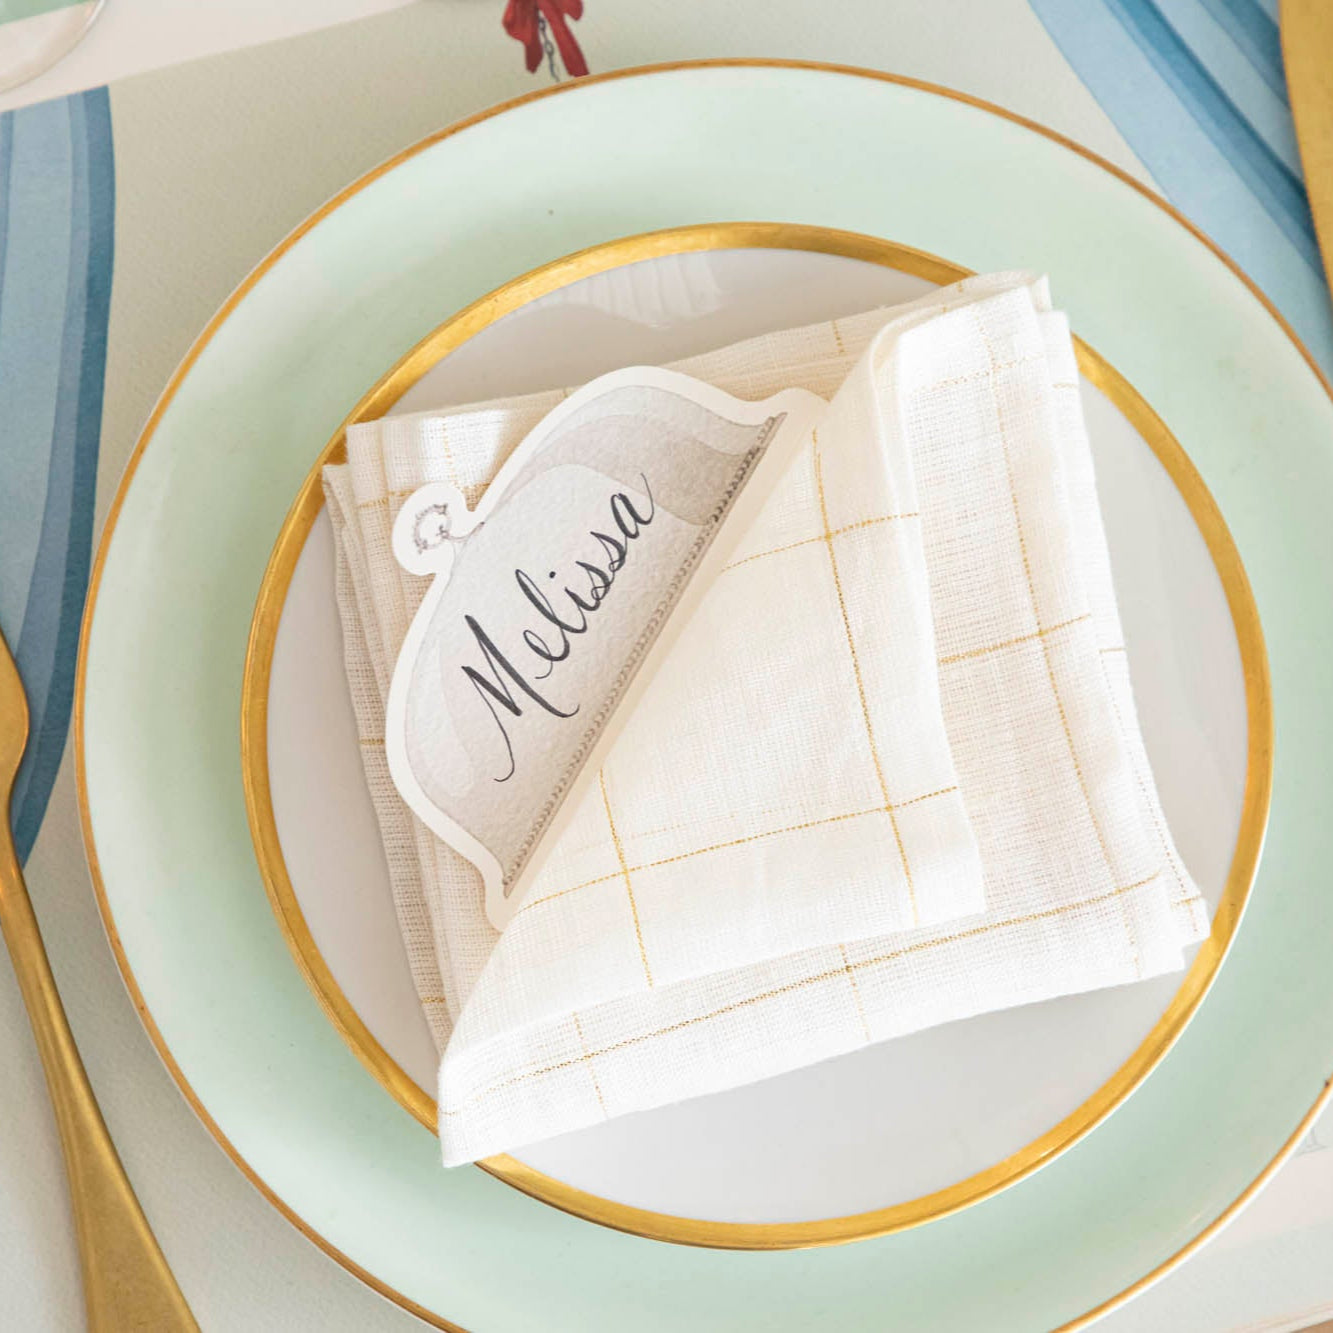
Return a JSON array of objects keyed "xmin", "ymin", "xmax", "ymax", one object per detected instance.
[{"xmin": 1, "ymin": 2, "xmax": 1330, "ymax": 1329}]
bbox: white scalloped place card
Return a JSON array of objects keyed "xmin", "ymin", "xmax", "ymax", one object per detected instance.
[{"xmin": 384, "ymin": 366, "xmax": 826, "ymax": 929}]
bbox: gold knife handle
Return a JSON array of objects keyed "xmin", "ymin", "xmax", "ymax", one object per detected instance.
[{"xmin": 0, "ymin": 831, "xmax": 198, "ymax": 1332}]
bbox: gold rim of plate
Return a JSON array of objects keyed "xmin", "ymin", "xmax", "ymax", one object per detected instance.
[
  {"xmin": 239, "ymin": 220, "xmax": 1272, "ymax": 1251},
  {"xmin": 75, "ymin": 60, "xmax": 1331, "ymax": 1333}
]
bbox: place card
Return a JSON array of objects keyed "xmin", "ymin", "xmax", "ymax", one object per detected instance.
[{"xmin": 384, "ymin": 366, "xmax": 825, "ymax": 928}]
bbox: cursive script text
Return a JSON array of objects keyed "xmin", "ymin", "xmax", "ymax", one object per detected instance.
[{"xmin": 461, "ymin": 477, "xmax": 656, "ymax": 781}]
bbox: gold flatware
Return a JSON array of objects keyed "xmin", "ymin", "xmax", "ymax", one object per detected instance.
[
  {"xmin": 0, "ymin": 628, "xmax": 197, "ymax": 1332},
  {"xmin": 1282, "ymin": 0, "xmax": 1333, "ymax": 290}
]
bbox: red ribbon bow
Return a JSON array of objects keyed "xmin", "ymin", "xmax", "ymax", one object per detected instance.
[{"xmin": 503, "ymin": 0, "xmax": 589, "ymax": 79}]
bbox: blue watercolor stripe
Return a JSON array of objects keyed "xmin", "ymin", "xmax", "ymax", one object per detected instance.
[
  {"xmin": 1, "ymin": 89, "xmax": 114, "ymax": 864},
  {"xmin": 0, "ymin": 102, "xmax": 70, "ymax": 636},
  {"xmin": 1028, "ymin": 0, "xmax": 1333, "ymax": 378},
  {"xmin": 1155, "ymin": 0, "xmax": 1301, "ymax": 174},
  {"xmin": 1104, "ymin": 0, "xmax": 1319, "ymax": 267},
  {"xmin": 1198, "ymin": 0, "xmax": 1286, "ymax": 99},
  {"xmin": 13, "ymin": 106, "xmax": 88, "ymax": 840},
  {"xmin": 0, "ymin": 113, "xmax": 11, "ymax": 314}
]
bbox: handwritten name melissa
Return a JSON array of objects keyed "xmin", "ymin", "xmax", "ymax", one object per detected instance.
[{"xmin": 461, "ymin": 477, "xmax": 656, "ymax": 782}]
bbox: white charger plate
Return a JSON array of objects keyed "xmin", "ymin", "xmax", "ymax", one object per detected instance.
[
  {"xmin": 77, "ymin": 63, "xmax": 1333, "ymax": 1330},
  {"xmin": 245, "ymin": 226, "xmax": 1264, "ymax": 1246}
]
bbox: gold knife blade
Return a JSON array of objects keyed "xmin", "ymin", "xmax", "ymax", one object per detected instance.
[{"xmin": 1282, "ymin": 0, "xmax": 1333, "ymax": 291}]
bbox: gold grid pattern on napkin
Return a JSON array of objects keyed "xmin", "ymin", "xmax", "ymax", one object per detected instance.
[
  {"xmin": 438, "ymin": 869, "xmax": 1162, "ymax": 1117},
  {"xmin": 970, "ymin": 311, "xmax": 1141, "ymax": 976},
  {"xmin": 598, "ymin": 770, "xmax": 654, "ymax": 986},
  {"xmin": 812, "ymin": 430, "xmax": 916, "ymax": 920},
  {"xmin": 514, "ymin": 785, "xmax": 959, "ymax": 920},
  {"xmin": 325, "ymin": 278, "xmax": 1207, "ymax": 1157}
]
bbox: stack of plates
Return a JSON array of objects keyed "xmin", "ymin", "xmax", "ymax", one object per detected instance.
[{"xmin": 76, "ymin": 62, "xmax": 1333, "ymax": 1331}]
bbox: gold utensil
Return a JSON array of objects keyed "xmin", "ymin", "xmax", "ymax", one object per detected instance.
[
  {"xmin": 0, "ymin": 628, "xmax": 197, "ymax": 1332},
  {"xmin": 1282, "ymin": 0, "xmax": 1333, "ymax": 290}
]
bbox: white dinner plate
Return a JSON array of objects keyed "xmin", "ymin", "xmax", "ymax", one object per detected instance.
[{"xmin": 248, "ymin": 226, "xmax": 1262, "ymax": 1243}]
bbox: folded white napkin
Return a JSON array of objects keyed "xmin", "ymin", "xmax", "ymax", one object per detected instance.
[{"xmin": 325, "ymin": 274, "xmax": 1206, "ymax": 1165}]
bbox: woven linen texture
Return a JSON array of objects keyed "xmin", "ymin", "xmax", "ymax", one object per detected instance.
[{"xmin": 323, "ymin": 274, "xmax": 1205, "ymax": 1164}]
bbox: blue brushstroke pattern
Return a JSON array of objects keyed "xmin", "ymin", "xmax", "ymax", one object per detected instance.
[
  {"xmin": 1029, "ymin": 0, "xmax": 1333, "ymax": 377},
  {"xmin": 1199, "ymin": 0, "xmax": 1286, "ymax": 99},
  {"xmin": 1155, "ymin": 0, "xmax": 1301, "ymax": 173},
  {"xmin": 1105, "ymin": 0, "xmax": 1318, "ymax": 265},
  {"xmin": 0, "ymin": 89, "xmax": 114, "ymax": 864}
]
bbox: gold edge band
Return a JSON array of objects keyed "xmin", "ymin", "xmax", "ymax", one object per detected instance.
[
  {"xmin": 240, "ymin": 221, "xmax": 1271, "ymax": 1253},
  {"xmin": 69, "ymin": 59, "xmax": 1326, "ymax": 1332}
]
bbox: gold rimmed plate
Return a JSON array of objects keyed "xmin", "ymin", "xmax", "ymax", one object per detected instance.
[{"xmin": 241, "ymin": 222, "xmax": 1269, "ymax": 1250}]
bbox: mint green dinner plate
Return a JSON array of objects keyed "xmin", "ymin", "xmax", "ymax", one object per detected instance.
[{"xmin": 76, "ymin": 62, "xmax": 1333, "ymax": 1330}]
